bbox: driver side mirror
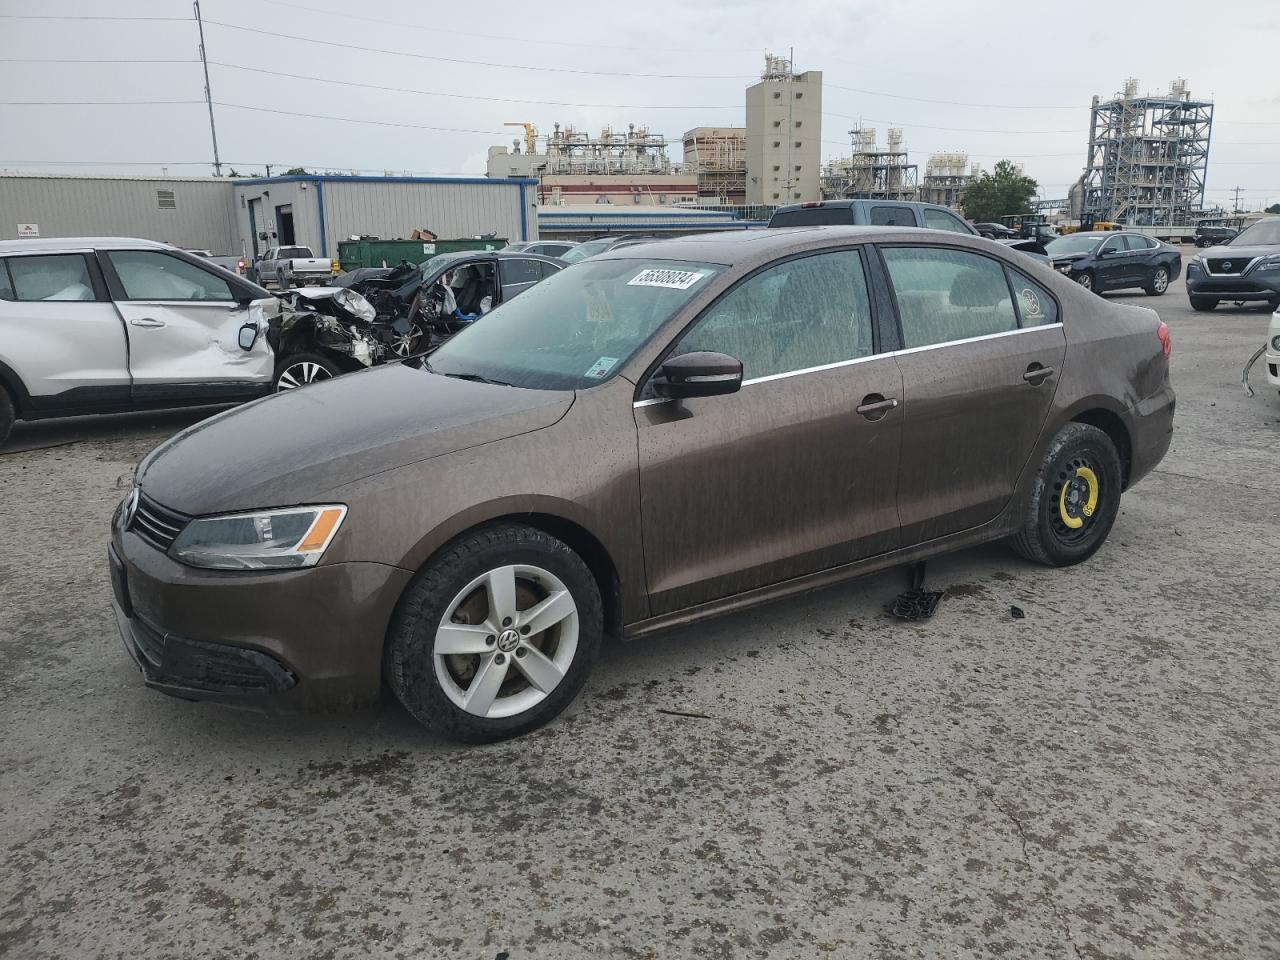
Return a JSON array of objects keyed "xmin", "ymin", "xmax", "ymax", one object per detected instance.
[
  {"xmin": 653, "ymin": 351, "xmax": 743, "ymax": 399},
  {"xmin": 1098, "ymin": 247, "xmax": 1115, "ymax": 257}
]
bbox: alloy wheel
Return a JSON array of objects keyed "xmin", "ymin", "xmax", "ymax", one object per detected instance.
[
  {"xmin": 1153, "ymin": 268, "xmax": 1169, "ymax": 293},
  {"xmin": 276, "ymin": 362, "xmax": 333, "ymax": 390},
  {"xmin": 390, "ymin": 326, "xmax": 423, "ymax": 358},
  {"xmin": 1075, "ymin": 273, "xmax": 1093, "ymax": 291},
  {"xmin": 433, "ymin": 564, "xmax": 579, "ymax": 719}
]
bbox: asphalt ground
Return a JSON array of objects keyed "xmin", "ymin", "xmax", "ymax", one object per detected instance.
[{"xmin": 2, "ymin": 262, "xmax": 1278, "ymax": 959}]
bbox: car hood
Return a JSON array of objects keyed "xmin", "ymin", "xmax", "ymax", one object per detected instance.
[
  {"xmin": 137, "ymin": 364, "xmax": 574, "ymax": 515},
  {"xmin": 1049, "ymin": 251, "xmax": 1093, "ymax": 264},
  {"xmin": 1198, "ymin": 245, "xmax": 1280, "ymax": 262}
]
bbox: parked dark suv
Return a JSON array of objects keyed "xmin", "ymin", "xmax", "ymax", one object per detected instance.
[
  {"xmin": 1194, "ymin": 220, "xmax": 1239, "ymax": 248},
  {"xmin": 1185, "ymin": 218, "xmax": 1280, "ymax": 311}
]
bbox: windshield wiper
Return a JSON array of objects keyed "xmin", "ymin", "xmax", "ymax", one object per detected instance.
[{"xmin": 439, "ymin": 371, "xmax": 515, "ymax": 387}]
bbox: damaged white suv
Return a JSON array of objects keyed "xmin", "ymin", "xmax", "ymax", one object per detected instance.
[{"xmin": 0, "ymin": 237, "xmax": 279, "ymax": 445}]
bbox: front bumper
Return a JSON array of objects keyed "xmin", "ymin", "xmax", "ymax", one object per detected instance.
[
  {"xmin": 1186, "ymin": 263, "xmax": 1280, "ymax": 301},
  {"xmin": 109, "ymin": 529, "xmax": 413, "ymax": 710},
  {"xmin": 1267, "ymin": 314, "xmax": 1280, "ymax": 390}
]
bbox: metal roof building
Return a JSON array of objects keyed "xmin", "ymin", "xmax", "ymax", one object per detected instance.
[{"xmin": 0, "ymin": 173, "xmax": 538, "ymax": 258}]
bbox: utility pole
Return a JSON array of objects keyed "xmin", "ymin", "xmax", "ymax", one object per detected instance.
[
  {"xmin": 779, "ymin": 47, "xmax": 795, "ymax": 203},
  {"xmin": 265, "ymin": 164, "xmax": 273, "ymax": 177},
  {"xmin": 1231, "ymin": 185, "xmax": 1242, "ymax": 213},
  {"xmin": 193, "ymin": 0, "xmax": 222, "ymax": 177}
]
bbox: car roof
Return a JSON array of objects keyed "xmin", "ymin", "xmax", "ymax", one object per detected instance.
[
  {"xmin": 593, "ymin": 225, "xmax": 989, "ymax": 267},
  {"xmin": 0, "ymin": 236, "xmax": 173, "ymax": 254}
]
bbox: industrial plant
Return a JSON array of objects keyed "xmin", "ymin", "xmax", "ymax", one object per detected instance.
[{"xmin": 1076, "ymin": 78, "xmax": 1215, "ymax": 226}]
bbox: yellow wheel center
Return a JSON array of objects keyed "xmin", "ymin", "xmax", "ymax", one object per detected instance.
[{"xmin": 1058, "ymin": 466, "xmax": 1100, "ymax": 530}]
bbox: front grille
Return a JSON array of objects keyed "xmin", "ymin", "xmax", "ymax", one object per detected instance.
[
  {"xmin": 129, "ymin": 494, "xmax": 189, "ymax": 551},
  {"xmin": 1206, "ymin": 257, "xmax": 1247, "ymax": 275}
]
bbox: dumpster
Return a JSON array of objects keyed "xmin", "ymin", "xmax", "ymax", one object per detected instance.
[{"xmin": 337, "ymin": 238, "xmax": 508, "ymax": 271}]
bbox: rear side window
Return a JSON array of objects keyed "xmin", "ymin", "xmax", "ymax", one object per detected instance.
[
  {"xmin": 768, "ymin": 208, "xmax": 853, "ymax": 227},
  {"xmin": 922, "ymin": 209, "xmax": 972, "ymax": 234},
  {"xmin": 500, "ymin": 258, "xmax": 542, "ymax": 288},
  {"xmin": 882, "ymin": 247, "xmax": 1018, "ymax": 348},
  {"xmin": 107, "ymin": 251, "xmax": 234, "ymax": 301},
  {"xmin": 1007, "ymin": 270, "xmax": 1059, "ymax": 328},
  {"xmin": 5, "ymin": 254, "xmax": 96, "ymax": 302},
  {"xmin": 674, "ymin": 249, "xmax": 875, "ymax": 380},
  {"xmin": 870, "ymin": 206, "xmax": 917, "ymax": 226}
]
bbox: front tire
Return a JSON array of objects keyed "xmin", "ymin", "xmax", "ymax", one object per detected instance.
[
  {"xmin": 1144, "ymin": 265, "xmax": 1169, "ymax": 296},
  {"xmin": 1010, "ymin": 423, "xmax": 1123, "ymax": 567},
  {"xmin": 1074, "ymin": 271, "xmax": 1095, "ymax": 293},
  {"xmin": 1189, "ymin": 296, "xmax": 1218, "ymax": 312},
  {"xmin": 273, "ymin": 352, "xmax": 342, "ymax": 391},
  {"xmin": 386, "ymin": 524, "xmax": 603, "ymax": 742}
]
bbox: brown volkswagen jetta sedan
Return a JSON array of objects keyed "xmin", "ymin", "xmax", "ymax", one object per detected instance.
[{"xmin": 109, "ymin": 227, "xmax": 1175, "ymax": 741}]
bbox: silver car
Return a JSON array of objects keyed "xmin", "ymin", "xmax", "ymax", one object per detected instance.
[{"xmin": 0, "ymin": 237, "xmax": 278, "ymax": 445}]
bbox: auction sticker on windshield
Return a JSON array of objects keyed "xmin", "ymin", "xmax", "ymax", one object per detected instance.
[
  {"xmin": 585, "ymin": 357, "xmax": 619, "ymax": 379},
  {"xmin": 627, "ymin": 268, "xmax": 707, "ymax": 290}
]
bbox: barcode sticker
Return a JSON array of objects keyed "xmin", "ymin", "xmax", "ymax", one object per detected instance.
[{"xmin": 627, "ymin": 268, "xmax": 706, "ymax": 290}]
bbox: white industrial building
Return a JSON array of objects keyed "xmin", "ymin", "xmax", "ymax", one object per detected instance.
[{"xmin": 0, "ymin": 173, "xmax": 539, "ymax": 258}]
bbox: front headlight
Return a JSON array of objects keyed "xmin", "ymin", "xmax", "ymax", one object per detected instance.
[
  {"xmin": 1057, "ymin": 264, "xmax": 1072, "ymax": 274},
  {"xmin": 332, "ymin": 287, "xmax": 377, "ymax": 323},
  {"xmin": 1256, "ymin": 257, "xmax": 1280, "ymax": 272},
  {"xmin": 170, "ymin": 505, "xmax": 347, "ymax": 570},
  {"xmin": 1271, "ymin": 335, "xmax": 1280, "ymax": 351}
]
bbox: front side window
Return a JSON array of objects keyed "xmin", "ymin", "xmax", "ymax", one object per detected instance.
[
  {"xmin": 923, "ymin": 209, "xmax": 972, "ymax": 234},
  {"xmin": 108, "ymin": 251, "xmax": 234, "ymax": 301},
  {"xmin": 428, "ymin": 258, "xmax": 725, "ymax": 390},
  {"xmin": 500, "ymin": 258, "xmax": 542, "ymax": 288},
  {"xmin": 882, "ymin": 247, "xmax": 1017, "ymax": 348},
  {"xmin": 673, "ymin": 250, "xmax": 874, "ymax": 380},
  {"xmin": 1100, "ymin": 236, "xmax": 1128, "ymax": 254},
  {"xmin": 4, "ymin": 254, "xmax": 95, "ymax": 302}
]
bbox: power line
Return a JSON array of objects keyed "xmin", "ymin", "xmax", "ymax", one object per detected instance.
[
  {"xmin": 200, "ymin": 19, "xmax": 750, "ymax": 80},
  {"xmin": 0, "ymin": 100, "xmax": 204, "ymax": 106},
  {"xmin": 825, "ymin": 82, "xmax": 1078, "ymax": 111},
  {"xmin": 213, "ymin": 101, "xmax": 509, "ymax": 135},
  {"xmin": 252, "ymin": 0, "xmax": 757, "ymax": 55},
  {"xmin": 0, "ymin": 58, "xmax": 200, "ymax": 64},
  {"xmin": 205, "ymin": 61, "xmax": 741, "ymax": 111},
  {"xmin": 0, "ymin": 14, "xmax": 190, "ymax": 20}
]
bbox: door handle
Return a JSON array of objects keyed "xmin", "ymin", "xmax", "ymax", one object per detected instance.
[
  {"xmin": 129, "ymin": 317, "xmax": 166, "ymax": 328},
  {"xmin": 1023, "ymin": 363, "xmax": 1055, "ymax": 385},
  {"xmin": 856, "ymin": 394, "xmax": 899, "ymax": 420}
]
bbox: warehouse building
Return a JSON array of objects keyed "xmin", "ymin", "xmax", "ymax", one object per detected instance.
[
  {"xmin": 231, "ymin": 175, "xmax": 537, "ymax": 258},
  {"xmin": 0, "ymin": 174, "xmax": 238, "ymax": 252},
  {"xmin": 0, "ymin": 173, "xmax": 538, "ymax": 257}
]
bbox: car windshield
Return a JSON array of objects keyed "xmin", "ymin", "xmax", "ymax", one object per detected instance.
[
  {"xmin": 1230, "ymin": 220, "xmax": 1280, "ymax": 246},
  {"xmin": 560, "ymin": 239, "xmax": 616, "ymax": 263},
  {"xmin": 419, "ymin": 252, "xmax": 471, "ymax": 278},
  {"xmin": 426, "ymin": 258, "xmax": 725, "ymax": 390},
  {"xmin": 1045, "ymin": 235, "xmax": 1103, "ymax": 256}
]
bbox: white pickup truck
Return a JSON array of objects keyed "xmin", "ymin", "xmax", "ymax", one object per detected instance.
[{"xmin": 250, "ymin": 246, "xmax": 334, "ymax": 287}]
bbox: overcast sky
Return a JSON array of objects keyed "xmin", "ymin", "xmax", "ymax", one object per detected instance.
[{"xmin": 2, "ymin": 0, "xmax": 1277, "ymax": 209}]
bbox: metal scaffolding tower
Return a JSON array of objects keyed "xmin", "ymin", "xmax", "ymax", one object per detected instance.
[
  {"xmin": 920, "ymin": 152, "xmax": 977, "ymax": 209},
  {"xmin": 821, "ymin": 128, "xmax": 918, "ymax": 201},
  {"xmin": 1082, "ymin": 78, "xmax": 1213, "ymax": 226}
]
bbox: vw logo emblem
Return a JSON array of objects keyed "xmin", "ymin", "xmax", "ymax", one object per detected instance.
[{"xmin": 121, "ymin": 486, "xmax": 140, "ymax": 528}]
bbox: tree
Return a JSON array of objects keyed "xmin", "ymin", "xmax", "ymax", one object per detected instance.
[
  {"xmin": 961, "ymin": 160, "xmax": 1040, "ymax": 222},
  {"xmin": 284, "ymin": 167, "xmax": 311, "ymax": 175},
  {"xmin": 1266, "ymin": 203, "xmax": 1280, "ymax": 215}
]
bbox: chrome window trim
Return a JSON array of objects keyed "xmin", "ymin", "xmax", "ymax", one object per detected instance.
[{"xmin": 632, "ymin": 323, "xmax": 1063, "ymax": 406}]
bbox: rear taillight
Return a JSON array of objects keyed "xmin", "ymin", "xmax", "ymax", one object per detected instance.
[
  {"xmin": 801, "ymin": 201, "xmax": 822, "ymax": 208},
  {"xmin": 1157, "ymin": 321, "xmax": 1172, "ymax": 359}
]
